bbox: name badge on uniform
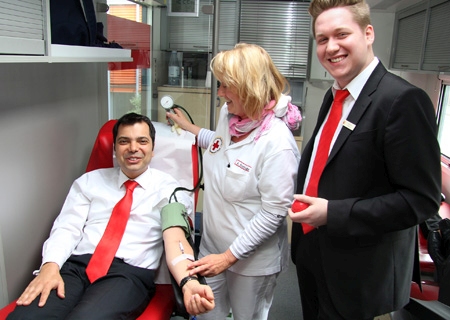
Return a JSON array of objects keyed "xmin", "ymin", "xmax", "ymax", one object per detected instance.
[{"xmin": 343, "ymin": 120, "xmax": 356, "ymax": 131}]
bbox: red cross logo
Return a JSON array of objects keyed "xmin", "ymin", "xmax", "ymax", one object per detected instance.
[{"xmin": 210, "ymin": 137, "xmax": 222, "ymax": 153}]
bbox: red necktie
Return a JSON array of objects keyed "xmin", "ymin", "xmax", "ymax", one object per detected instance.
[
  {"xmin": 85, "ymin": 180, "xmax": 139, "ymax": 282},
  {"xmin": 302, "ymin": 89, "xmax": 349, "ymax": 234}
]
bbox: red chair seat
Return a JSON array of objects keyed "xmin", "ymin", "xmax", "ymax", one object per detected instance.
[
  {"xmin": 419, "ymin": 229, "xmax": 437, "ymax": 274},
  {"xmin": 137, "ymin": 284, "xmax": 174, "ymax": 320},
  {"xmin": 410, "ymin": 281, "xmax": 439, "ymax": 301},
  {"xmin": 0, "ymin": 301, "xmax": 18, "ymax": 319}
]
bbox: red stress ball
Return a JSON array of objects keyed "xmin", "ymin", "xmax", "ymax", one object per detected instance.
[
  {"xmin": 291, "ymin": 200, "xmax": 315, "ymax": 234},
  {"xmin": 291, "ymin": 200, "xmax": 310, "ymax": 212}
]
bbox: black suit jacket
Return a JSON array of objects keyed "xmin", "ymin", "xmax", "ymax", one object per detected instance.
[{"xmin": 291, "ymin": 63, "xmax": 442, "ymax": 319}]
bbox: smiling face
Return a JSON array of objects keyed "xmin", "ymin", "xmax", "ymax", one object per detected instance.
[
  {"xmin": 314, "ymin": 6, "xmax": 374, "ymax": 88},
  {"xmin": 114, "ymin": 122, "xmax": 154, "ymax": 179},
  {"xmin": 217, "ymin": 82, "xmax": 247, "ymax": 119}
]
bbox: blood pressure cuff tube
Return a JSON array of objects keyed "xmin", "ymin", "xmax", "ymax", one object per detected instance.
[{"xmin": 161, "ymin": 202, "xmax": 191, "ymax": 238}]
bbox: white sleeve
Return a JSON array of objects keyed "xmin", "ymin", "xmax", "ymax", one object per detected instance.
[
  {"xmin": 41, "ymin": 179, "xmax": 89, "ymax": 269},
  {"xmin": 197, "ymin": 128, "xmax": 215, "ymax": 149},
  {"xmin": 229, "ymin": 208, "xmax": 285, "ymax": 259}
]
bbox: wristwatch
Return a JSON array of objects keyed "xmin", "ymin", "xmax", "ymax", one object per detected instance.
[{"xmin": 179, "ymin": 275, "xmax": 199, "ymax": 289}]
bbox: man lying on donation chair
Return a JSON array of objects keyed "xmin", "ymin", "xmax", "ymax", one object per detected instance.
[{"xmin": 7, "ymin": 113, "xmax": 214, "ymax": 319}]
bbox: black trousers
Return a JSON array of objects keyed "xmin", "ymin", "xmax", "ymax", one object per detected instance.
[
  {"xmin": 295, "ymin": 230, "xmax": 373, "ymax": 320},
  {"xmin": 7, "ymin": 254, "xmax": 156, "ymax": 320}
]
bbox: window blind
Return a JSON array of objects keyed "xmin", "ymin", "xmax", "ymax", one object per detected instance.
[{"xmin": 239, "ymin": 0, "xmax": 311, "ymax": 78}]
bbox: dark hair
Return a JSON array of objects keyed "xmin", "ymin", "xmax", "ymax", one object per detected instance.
[{"xmin": 113, "ymin": 112, "xmax": 156, "ymax": 148}]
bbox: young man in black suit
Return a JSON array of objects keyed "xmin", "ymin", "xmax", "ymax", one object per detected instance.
[{"xmin": 289, "ymin": 1, "xmax": 442, "ymax": 319}]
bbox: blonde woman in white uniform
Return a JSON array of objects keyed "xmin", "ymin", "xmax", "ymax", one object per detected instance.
[{"xmin": 166, "ymin": 43, "xmax": 301, "ymax": 320}]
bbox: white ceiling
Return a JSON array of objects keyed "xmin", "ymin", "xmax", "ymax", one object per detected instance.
[{"xmin": 366, "ymin": 0, "xmax": 423, "ymax": 12}]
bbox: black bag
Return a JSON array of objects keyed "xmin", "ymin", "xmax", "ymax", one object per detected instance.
[{"xmin": 49, "ymin": 0, "xmax": 97, "ymax": 46}]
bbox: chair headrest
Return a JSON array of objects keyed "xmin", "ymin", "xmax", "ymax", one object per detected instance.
[
  {"xmin": 85, "ymin": 120, "xmax": 198, "ymax": 193},
  {"xmin": 86, "ymin": 120, "xmax": 117, "ymax": 172}
]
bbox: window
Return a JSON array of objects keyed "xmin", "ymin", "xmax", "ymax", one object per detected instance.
[
  {"xmin": 107, "ymin": 0, "xmax": 151, "ymax": 120},
  {"xmin": 239, "ymin": 0, "xmax": 311, "ymax": 79},
  {"xmin": 438, "ymin": 81, "xmax": 450, "ymax": 159}
]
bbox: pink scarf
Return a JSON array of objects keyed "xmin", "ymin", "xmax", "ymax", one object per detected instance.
[{"xmin": 228, "ymin": 95, "xmax": 302, "ymax": 142}]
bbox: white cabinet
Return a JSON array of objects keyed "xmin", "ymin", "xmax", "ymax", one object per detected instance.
[
  {"xmin": 0, "ymin": 0, "xmax": 46, "ymax": 56},
  {"xmin": 391, "ymin": 0, "xmax": 450, "ymax": 73},
  {"xmin": 421, "ymin": 0, "xmax": 450, "ymax": 72},
  {"xmin": 391, "ymin": 2, "xmax": 426, "ymax": 70},
  {"xmin": 0, "ymin": 0, "xmax": 132, "ymax": 63},
  {"xmin": 308, "ymin": 38, "xmax": 333, "ymax": 81},
  {"xmin": 167, "ymin": 0, "xmax": 238, "ymax": 52}
]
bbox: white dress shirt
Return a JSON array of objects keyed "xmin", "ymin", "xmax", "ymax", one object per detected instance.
[
  {"xmin": 303, "ymin": 57, "xmax": 380, "ymax": 192},
  {"xmin": 41, "ymin": 166, "xmax": 193, "ymax": 270}
]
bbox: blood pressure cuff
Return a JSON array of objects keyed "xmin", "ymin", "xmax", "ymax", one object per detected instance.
[{"xmin": 161, "ymin": 202, "xmax": 191, "ymax": 238}]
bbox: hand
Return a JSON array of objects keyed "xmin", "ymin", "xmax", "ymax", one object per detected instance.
[
  {"xmin": 15, "ymin": 262, "xmax": 65, "ymax": 307},
  {"xmin": 288, "ymin": 194, "xmax": 328, "ymax": 227},
  {"xmin": 182, "ymin": 280, "xmax": 215, "ymax": 315},
  {"xmin": 166, "ymin": 108, "xmax": 191, "ymax": 131},
  {"xmin": 188, "ymin": 250, "xmax": 237, "ymax": 277}
]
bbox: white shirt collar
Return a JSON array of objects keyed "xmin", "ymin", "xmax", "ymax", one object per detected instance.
[
  {"xmin": 118, "ymin": 166, "xmax": 151, "ymax": 190},
  {"xmin": 332, "ymin": 57, "xmax": 379, "ymax": 101}
]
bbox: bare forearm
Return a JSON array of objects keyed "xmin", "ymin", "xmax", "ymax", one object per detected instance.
[{"xmin": 163, "ymin": 227, "xmax": 195, "ymax": 284}]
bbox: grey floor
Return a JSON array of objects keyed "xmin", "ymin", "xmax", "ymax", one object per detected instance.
[{"xmin": 268, "ymin": 258, "xmax": 303, "ymax": 320}]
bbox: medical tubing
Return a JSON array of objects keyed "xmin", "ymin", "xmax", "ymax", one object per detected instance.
[{"xmin": 169, "ymin": 104, "xmax": 204, "ymax": 204}]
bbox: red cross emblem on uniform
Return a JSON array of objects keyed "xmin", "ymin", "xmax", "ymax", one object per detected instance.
[{"xmin": 209, "ymin": 137, "xmax": 222, "ymax": 153}]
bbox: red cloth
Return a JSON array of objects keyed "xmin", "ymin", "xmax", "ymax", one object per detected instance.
[
  {"xmin": 85, "ymin": 180, "xmax": 139, "ymax": 282},
  {"xmin": 302, "ymin": 90, "xmax": 350, "ymax": 234}
]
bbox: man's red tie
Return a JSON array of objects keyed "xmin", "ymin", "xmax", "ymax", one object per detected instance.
[
  {"xmin": 85, "ymin": 180, "xmax": 139, "ymax": 282},
  {"xmin": 302, "ymin": 89, "xmax": 349, "ymax": 234}
]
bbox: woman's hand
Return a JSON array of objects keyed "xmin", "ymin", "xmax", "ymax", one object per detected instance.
[
  {"xmin": 166, "ymin": 108, "xmax": 201, "ymax": 136},
  {"xmin": 188, "ymin": 250, "xmax": 237, "ymax": 277}
]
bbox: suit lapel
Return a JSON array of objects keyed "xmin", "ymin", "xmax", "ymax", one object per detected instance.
[
  {"xmin": 307, "ymin": 89, "xmax": 334, "ymax": 157},
  {"xmin": 296, "ymin": 90, "xmax": 334, "ymax": 191},
  {"xmin": 299, "ymin": 90, "xmax": 334, "ymax": 178},
  {"xmin": 328, "ymin": 63, "xmax": 387, "ymax": 162}
]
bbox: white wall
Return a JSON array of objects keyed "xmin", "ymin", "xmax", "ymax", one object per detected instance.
[{"xmin": 0, "ymin": 62, "xmax": 109, "ymax": 307}]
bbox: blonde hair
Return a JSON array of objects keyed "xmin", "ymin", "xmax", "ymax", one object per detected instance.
[
  {"xmin": 210, "ymin": 43, "xmax": 289, "ymax": 120},
  {"xmin": 309, "ymin": 0, "xmax": 371, "ymax": 36}
]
